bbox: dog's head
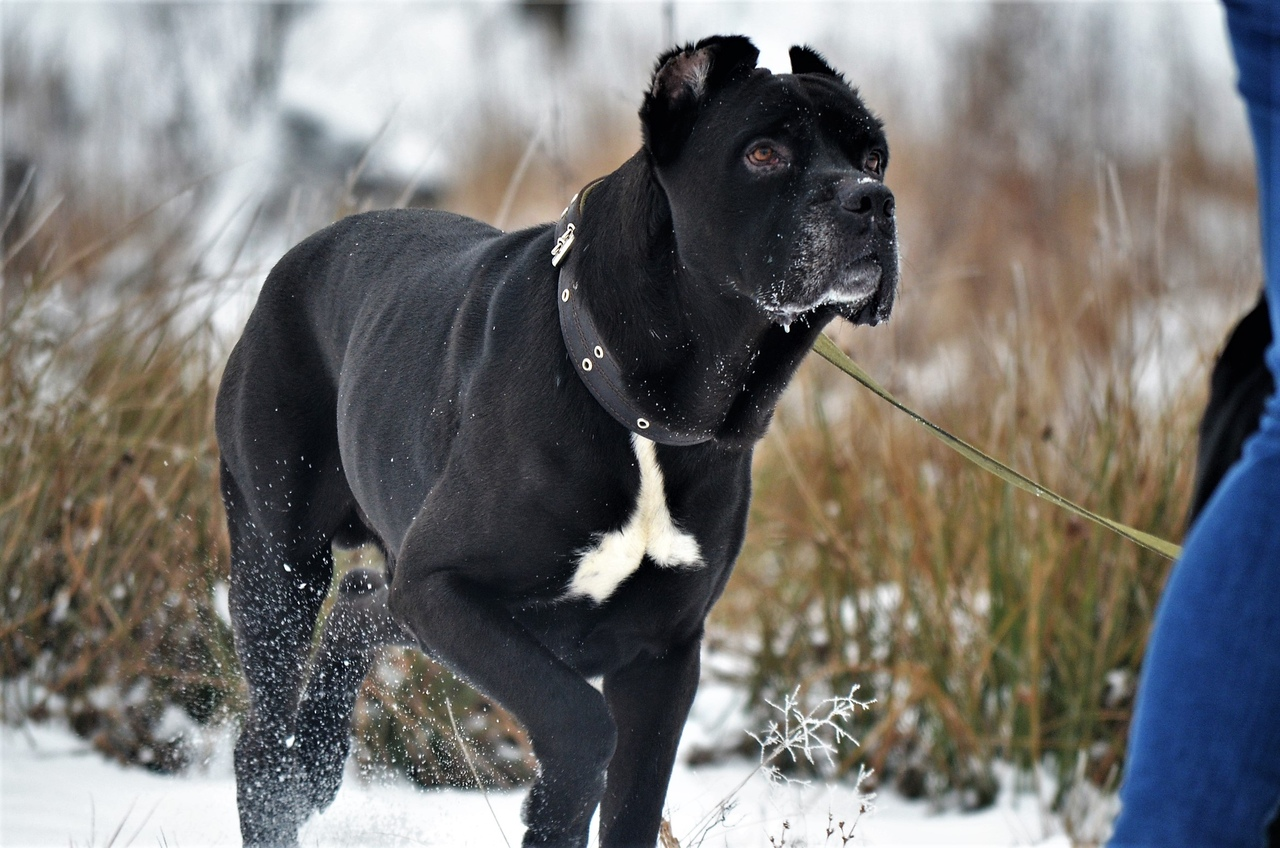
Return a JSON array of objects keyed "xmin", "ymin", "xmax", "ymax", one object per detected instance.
[{"xmin": 641, "ymin": 35, "xmax": 897, "ymax": 329}]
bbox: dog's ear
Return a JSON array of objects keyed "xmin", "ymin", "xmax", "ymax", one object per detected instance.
[
  {"xmin": 641, "ymin": 35, "xmax": 760, "ymax": 165},
  {"xmin": 789, "ymin": 45, "xmax": 844, "ymax": 81}
]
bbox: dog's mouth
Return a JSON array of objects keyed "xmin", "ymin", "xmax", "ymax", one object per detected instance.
[
  {"xmin": 757, "ymin": 204, "xmax": 899, "ymax": 332},
  {"xmin": 832, "ymin": 255, "xmax": 897, "ymax": 326},
  {"xmin": 760, "ymin": 253, "xmax": 896, "ymax": 331}
]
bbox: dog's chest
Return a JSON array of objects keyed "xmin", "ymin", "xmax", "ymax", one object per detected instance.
[{"xmin": 566, "ymin": 436, "xmax": 702, "ymax": 603}]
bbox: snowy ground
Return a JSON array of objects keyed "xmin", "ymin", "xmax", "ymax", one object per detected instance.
[{"xmin": 2, "ymin": 721, "xmax": 1071, "ymax": 848}]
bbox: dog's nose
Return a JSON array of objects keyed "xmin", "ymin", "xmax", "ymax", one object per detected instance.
[{"xmin": 837, "ymin": 180, "xmax": 895, "ymax": 221}]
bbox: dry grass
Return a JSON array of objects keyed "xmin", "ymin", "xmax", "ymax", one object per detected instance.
[
  {"xmin": 708, "ymin": 129, "xmax": 1258, "ymax": 812},
  {"xmin": 353, "ymin": 648, "xmax": 533, "ymax": 789},
  {"xmin": 699, "ymin": 11, "xmax": 1262, "ymax": 814},
  {"xmin": 0, "ymin": 243, "xmax": 236, "ymax": 770},
  {"xmin": 437, "ymin": 100, "xmax": 640, "ymax": 231}
]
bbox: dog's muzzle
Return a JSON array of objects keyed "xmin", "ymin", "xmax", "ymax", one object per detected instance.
[
  {"xmin": 832, "ymin": 177, "xmax": 897, "ymax": 325},
  {"xmin": 763, "ymin": 177, "xmax": 899, "ymax": 329}
]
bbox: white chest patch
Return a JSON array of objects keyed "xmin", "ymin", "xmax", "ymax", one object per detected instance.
[{"xmin": 566, "ymin": 435, "xmax": 703, "ymax": 604}]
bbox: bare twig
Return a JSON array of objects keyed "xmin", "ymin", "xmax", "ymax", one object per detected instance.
[
  {"xmin": 682, "ymin": 686, "xmax": 874, "ymax": 848},
  {"xmin": 445, "ymin": 697, "xmax": 511, "ymax": 848}
]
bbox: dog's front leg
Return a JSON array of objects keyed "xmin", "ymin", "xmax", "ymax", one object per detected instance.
[
  {"xmin": 598, "ymin": 638, "xmax": 701, "ymax": 847},
  {"xmin": 388, "ymin": 562, "xmax": 616, "ymax": 848}
]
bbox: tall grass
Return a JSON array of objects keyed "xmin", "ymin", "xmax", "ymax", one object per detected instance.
[
  {"xmin": 0, "ymin": 254, "xmax": 237, "ymax": 770},
  {"xmin": 710, "ymin": 143, "xmax": 1256, "ymax": 816},
  {"xmin": 353, "ymin": 648, "xmax": 533, "ymax": 789},
  {"xmin": 701, "ymin": 12, "xmax": 1261, "ymax": 817}
]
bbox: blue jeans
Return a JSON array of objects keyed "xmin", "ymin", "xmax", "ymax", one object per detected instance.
[{"xmin": 1110, "ymin": 2, "xmax": 1280, "ymax": 845}]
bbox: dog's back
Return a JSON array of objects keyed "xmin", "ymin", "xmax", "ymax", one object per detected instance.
[
  {"xmin": 217, "ymin": 208, "xmax": 515, "ymax": 539},
  {"xmin": 220, "ymin": 208, "xmax": 502, "ymax": 411}
]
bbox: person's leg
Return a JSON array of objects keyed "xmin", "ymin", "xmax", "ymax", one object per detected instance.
[
  {"xmin": 1110, "ymin": 3, "xmax": 1280, "ymax": 845},
  {"xmin": 1110, "ymin": 442, "xmax": 1280, "ymax": 846}
]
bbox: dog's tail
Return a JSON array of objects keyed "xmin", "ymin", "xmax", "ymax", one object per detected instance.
[{"xmin": 294, "ymin": 568, "xmax": 412, "ymax": 812}]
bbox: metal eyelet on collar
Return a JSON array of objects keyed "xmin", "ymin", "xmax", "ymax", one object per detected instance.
[
  {"xmin": 593, "ymin": 345, "xmax": 604, "ymax": 359},
  {"xmin": 562, "ymin": 288, "xmax": 571, "ymax": 302},
  {"xmin": 581, "ymin": 358, "xmax": 593, "ymax": 371},
  {"xmin": 636, "ymin": 418, "xmax": 651, "ymax": 430}
]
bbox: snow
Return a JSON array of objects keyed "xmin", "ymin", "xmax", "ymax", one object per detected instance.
[
  {"xmin": 2, "ymin": 716, "xmax": 1071, "ymax": 848},
  {"xmin": 4, "ymin": 676, "xmax": 1070, "ymax": 848}
]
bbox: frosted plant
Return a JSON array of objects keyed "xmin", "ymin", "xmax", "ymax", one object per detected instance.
[
  {"xmin": 748, "ymin": 686, "xmax": 870, "ymax": 784},
  {"xmin": 678, "ymin": 685, "xmax": 875, "ymax": 848}
]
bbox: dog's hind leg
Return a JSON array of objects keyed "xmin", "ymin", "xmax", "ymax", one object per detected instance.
[
  {"xmin": 295, "ymin": 566, "xmax": 412, "ymax": 813},
  {"xmin": 222, "ymin": 462, "xmax": 334, "ymax": 847},
  {"xmin": 226, "ymin": 476, "xmax": 406, "ymax": 842}
]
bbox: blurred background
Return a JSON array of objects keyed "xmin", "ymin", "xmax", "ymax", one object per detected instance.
[{"xmin": 0, "ymin": 1, "xmax": 1263, "ymax": 842}]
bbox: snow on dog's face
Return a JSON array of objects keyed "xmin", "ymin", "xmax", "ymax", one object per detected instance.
[{"xmin": 641, "ymin": 37, "xmax": 898, "ymax": 330}]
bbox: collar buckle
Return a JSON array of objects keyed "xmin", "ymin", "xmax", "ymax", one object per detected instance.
[{"xmin": 551, "ymin": 222, "xmax": 576, "ymax": 268}]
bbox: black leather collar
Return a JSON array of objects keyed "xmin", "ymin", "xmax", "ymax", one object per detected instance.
[{"xmin": 552, "ymin": 181, "xmax": 716, "ymax": 447}]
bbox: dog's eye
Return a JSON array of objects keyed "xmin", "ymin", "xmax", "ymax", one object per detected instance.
[
  {"xmin": 746, "ymin": 144, "xmax": 783, "ymax": 168},
  {"xmin": 863, "ymin": 151, "xmax": 885, "ymax": 176}
]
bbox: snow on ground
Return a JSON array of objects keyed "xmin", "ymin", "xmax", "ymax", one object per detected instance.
[{"xmin": 2, "ymin": 706, "xmax": 1071, "ymax": 848}]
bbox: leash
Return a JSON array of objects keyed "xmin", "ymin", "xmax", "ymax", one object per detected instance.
[
  {"xmin": 811, "ymin": 334, "xmax": 1183, "ymax": 561},
  {"xmin": 549, "ymin": 183, "xmax": 1182, "ymax": 560}
]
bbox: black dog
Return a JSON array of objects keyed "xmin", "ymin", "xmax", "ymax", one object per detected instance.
[
  {"xmin": 1188, "ymin": 292, "xmax": 1272, "ymax": 523},
  {"xmin": 216, "ymin": 35, "xmax": 897, "ymax": 847}
]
